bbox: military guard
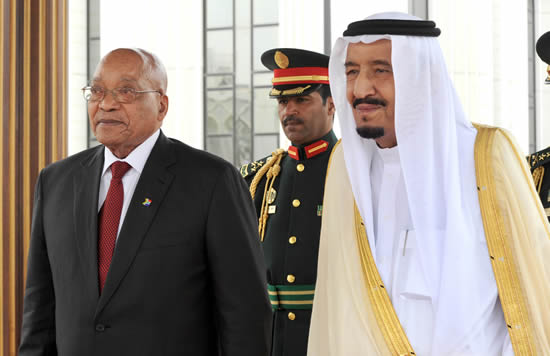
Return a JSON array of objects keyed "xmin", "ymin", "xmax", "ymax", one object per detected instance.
[
  {"xmin": 240, "ymin": 48, "xmax": 337, "ymax": 356},
  {"xmin": 529, "ymin": 31, "xmax": 550, "ymax": 220}
]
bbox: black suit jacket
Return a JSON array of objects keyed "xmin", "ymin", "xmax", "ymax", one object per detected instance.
[{"xmin": 19, "ymin": 132, "xmax": 272, "ymax": 356}]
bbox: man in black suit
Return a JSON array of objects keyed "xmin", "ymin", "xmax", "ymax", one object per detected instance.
[{"xmin": 19, "ymin": 48, "xmax": 271, "ymax": 356}]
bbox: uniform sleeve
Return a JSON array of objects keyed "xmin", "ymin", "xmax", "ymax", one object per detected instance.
[
  {"xmin": 19, "ymin": 171, "xmax": 58, "ymax": 356},
  {"xmin": 205, "ymin": 164, "xmax": 272, "ymax": 356}
]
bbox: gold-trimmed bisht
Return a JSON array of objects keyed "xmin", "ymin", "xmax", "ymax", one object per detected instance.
[
  {"xmin": 473, "ymin": 123, "xmax": 537, "ymax": 355},
  {"xmin": 354, "ymin": 203, "xmax": 416, "ymax": 355}
]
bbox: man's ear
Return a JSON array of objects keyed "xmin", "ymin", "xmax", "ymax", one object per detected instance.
[
  {"xmin": 327, "ymin": 96, "xmax": 335, "ymax": 118},
  {"xmin": 158, "ymin": 95, "xmax": 169, "ymax": 121}
]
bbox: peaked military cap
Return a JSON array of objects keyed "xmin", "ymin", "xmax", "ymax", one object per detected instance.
[
  {"xmin": 536, "ymin": 31, "xmax": 550, "ymax": 84},
  {"xmin": 261, "ymin": 48, "xmax": 329, "ymax": 98}
]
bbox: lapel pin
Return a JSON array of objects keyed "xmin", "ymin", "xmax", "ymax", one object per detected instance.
[{"xmin": 142, "ymin": 198, "xmax": 152, "ymax": 207}]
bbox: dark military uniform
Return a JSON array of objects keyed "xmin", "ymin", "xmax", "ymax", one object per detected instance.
[
  {"xmin": 240, "ymin": 48, "xmax": 335, "ymax": 356},
  {"xmin": 528, "ymin": 148, "xmax": 550, "ymax": 221},
  {"xmin": 241, "ymin": 131, "xmax": 337, "ymax": 356},
  {"xmin": 529, "ymin": 31, "xmax": 550, "ymax": 220}
]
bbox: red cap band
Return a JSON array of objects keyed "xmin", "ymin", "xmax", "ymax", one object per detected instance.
[{"xmin": 273, "ymin": 67, "xmax": 329, "ymax": 85}]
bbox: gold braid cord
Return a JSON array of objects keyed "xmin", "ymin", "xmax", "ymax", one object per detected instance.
[
  {"xmin": 532, "ymin": 166, "xmax": 545, "ymax": 194},
  {"xmin": 248, "ymin": 149, "xmax": 284, "ymax": 241}
]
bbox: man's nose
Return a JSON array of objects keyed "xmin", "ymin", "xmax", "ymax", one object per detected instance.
[
  {"xmin": 353, "ymin": 74, "xmax": 376, "ymax": 99},
  {"xmin": 283, "ymin": 99, "xmax": 298, "ymax": 116},
  {"xmin": 98, "ymin": 90, "xmax": 120, "ymax": 111}
]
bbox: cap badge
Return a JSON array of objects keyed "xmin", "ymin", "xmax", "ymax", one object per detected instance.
[{"xmin": 274, "ymin": 50, "xmax": 289, "ymax": 69}]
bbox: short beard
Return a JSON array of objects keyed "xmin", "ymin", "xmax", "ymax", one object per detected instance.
[{"xmin": 356, "ymin": 126, "xmax": 385, "ymax": 139}]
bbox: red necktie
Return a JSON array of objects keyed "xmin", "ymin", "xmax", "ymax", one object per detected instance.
[{"xmin": 98, "ymin": 161, "xmax": 131, "ymax": 293}]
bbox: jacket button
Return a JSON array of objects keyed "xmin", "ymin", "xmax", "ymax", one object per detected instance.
[
  {"xmin": 296, "ymin": 164, "xmax": 305, "ymax": 172},
  {"xmin": 288, "ymin": 312, "xmax": 296, "ymax": 320},
  {"xmin": 287, "ymin": 274, "xmax": 295, "ymax": 283},
  {"xmin": 289, "ymin": 236, "xmax": 297, "ymax": 244},
  {"xmin": 95, "ymin": 324, "xmax": 106, "ymax": 332},
  {"xmin": 292, "ymin": 199, "xmax": 300, "ymax": 207}
]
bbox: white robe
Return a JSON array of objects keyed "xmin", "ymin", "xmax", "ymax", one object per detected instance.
[{"xmin": 369, "ymin": 146, "xmax": 513, "ymax": 355}]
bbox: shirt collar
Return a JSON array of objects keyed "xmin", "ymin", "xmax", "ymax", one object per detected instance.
[
  {"xmin": 102, "ymin": 129, "xmax": 160, "ymax": 176},
  {"xmin": 377, "ymin": 144, "xmax": 400, "ymax": 164},
  {"xmin": 287, "ymin": 130, "xmax": 338, "ymax": 161}
]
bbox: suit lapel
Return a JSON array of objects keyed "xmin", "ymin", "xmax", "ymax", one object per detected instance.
[
  {"xmin": 73, "ymin": 146, "xmax": 104, "ymax": 302},
  {"xmin": 95, "ymin": 133, "xmax": 176, "ymax": 316}
]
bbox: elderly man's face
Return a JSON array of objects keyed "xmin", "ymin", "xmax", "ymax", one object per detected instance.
[
  {"xmin": 88, "ymin": 50, "xmax": 168, "ymax": 158},
  {"xmin": 345, "ymin": 39, "xmax": 396, "ymax": 148}
]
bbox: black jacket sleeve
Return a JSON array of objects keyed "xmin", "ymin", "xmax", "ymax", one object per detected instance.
[
  {"xmin": 205, "ymin": 164, "xmax": 272, "ymax": 356},
  {"xmin": 19, "ymin": 171, "xmax": 58, "ymax": 356}
]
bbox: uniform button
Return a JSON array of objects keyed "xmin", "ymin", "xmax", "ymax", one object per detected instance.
[
  {"xmin": 95, "ymin": 324, "xmax": 106, "ymax": 332},
  {"xmin": 288, "ymin": 312, "xmax": 296, "ymax": 320},
  {"xmin": 287, "ymin": 274, "xmax": 296, "ymax": 283},
  {"xmin": 292, "ymin": 199, "xmax": 301, "ymax": 207},
  {"xmin": 296, "ymin": 164, "xmax": 305, "ymax": 172},
  {"xmin": 289, "ymin": 236, "xmax": 297, "ymax": 244}
]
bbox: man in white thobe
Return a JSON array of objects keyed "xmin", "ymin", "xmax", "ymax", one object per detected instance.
[{"xmin": 308, "ymin": 12, "xmax": 550, "ymax": 356}]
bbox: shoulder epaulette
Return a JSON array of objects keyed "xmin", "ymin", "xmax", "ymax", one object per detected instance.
[
  {"xmin": 240, "ymin": 156, "xmax": 270, "ymax": 179},
  {"xmin": 528, "ymin": 146, "xmax": 550, "ymax": 171},
  {"xmin": 240, "ymin": 150, "xmax": 288, "ymax": 179}
]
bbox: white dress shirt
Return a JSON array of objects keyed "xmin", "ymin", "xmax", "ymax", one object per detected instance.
[
  {"xmin": 370, "ymin": 146, "xmax": 513, "ymax": 355},
  {"xmin": 98, "ymin": 129, "xmax": 160, "ymax": 238}
]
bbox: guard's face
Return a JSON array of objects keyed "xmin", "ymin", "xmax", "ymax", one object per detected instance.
[
  {"xmin": 277, "ymin": 91, "xmax": 335, "ymax": 145},
  {"xmin": 88, "ymin": 50, "xmax": 168, "ymax": 158},
  {"xmin": 345, "ymin": 39, "xmax": 396, "ymax": 148}
]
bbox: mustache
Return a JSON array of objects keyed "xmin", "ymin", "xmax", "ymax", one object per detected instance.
[
  {"xmin": 283, "ymin": 115, "xmax": 304, "ymax": 126},
  {"xmin": 95, "ymin": 113, "xmax": 124, "ymax": 123},
  {"xmin": 352, "ymin": 97, "xmax": 387, "ymax": 108}
]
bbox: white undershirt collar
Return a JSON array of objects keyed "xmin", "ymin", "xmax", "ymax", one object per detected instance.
[
  {"xmin": 102, "ymin": 129, "xmax": 160, "ymax": 175},
  {"xmin": 377, "ymin": 144, "xmax": 400, "ymax": 163}
]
